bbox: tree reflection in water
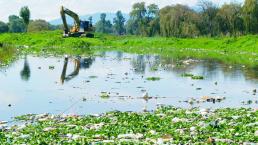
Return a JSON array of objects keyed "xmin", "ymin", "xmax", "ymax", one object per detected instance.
[
  {"xmin": 20, "ymin": 56, "xmax": 31, "ymax": 81},
  {"xmin": 131, "ymin": 55, "xmax": 146, "ymax": 74}
]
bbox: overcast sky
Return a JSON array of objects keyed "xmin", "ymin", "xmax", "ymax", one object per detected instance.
[{"xmin": 0, "ymin": 0, "xmax": 243, "ymax": 22}]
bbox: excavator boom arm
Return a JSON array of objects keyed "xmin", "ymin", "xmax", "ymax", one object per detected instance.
[{"xmin": 60, "ymin": 6, "xmax": 81, "ymax": 34}]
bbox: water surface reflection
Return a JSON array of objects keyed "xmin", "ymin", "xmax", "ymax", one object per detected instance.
[{"xmin": 0, "ymin": 51, "xmax": 257, "ymax": 120}]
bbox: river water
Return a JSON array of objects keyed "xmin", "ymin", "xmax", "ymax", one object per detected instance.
[{"xmin": 0, "ymin": 51, "xmax": 257, "ymax": 120}]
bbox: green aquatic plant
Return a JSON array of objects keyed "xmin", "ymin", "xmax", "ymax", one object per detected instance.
[
  {"xmin": 100, "ymin": 92, "xmax": 110, "ymax": 99},
  {"xmin": 89, "ymin": 76, "xmax": 98, "ymax": 79},
  {"xmin": 191, "ymin": 75, "xmax": 204, "ymax": 80},
  {"xmin": 181, "ymin": 73, "xmax": 194, "ymax": 77},
  {"xmin": 146, "ymin": 77, "xmax": 161, "ymax": 81},
  {"xmin": 181, "ymin": 73, "xmax": 204, "ymax": 80}
]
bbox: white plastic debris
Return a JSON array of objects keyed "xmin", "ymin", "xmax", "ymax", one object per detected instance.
[
  {"xmin": 0, "ymin": 121, "xmax": 8, "ymax": 124},
  {"xmin": 19, "ymin": 134, "xmax": 30, "ymax": 139},
  {"xmin": 231, "ymin": 116, "xmax": 240, "ymax": 120},
  {"xmin": 66, "ymin": 133, "xmax": 73, "ymax": 139},
  {"xmin": 43, "ymin": 127, "xmax": 56, "ymax": 132},
  {"xmin": 156, "ymin": 138, "xmax": 164, "ymax": 144},
  {"xmin": 84, "ymin": 122, "xmax": 105, "ymax": 130},
  {"xmin": 190, "ymin": 127, "xmax": 196, "ymax": 132},
  {"xmin": 117, "ymin": 133, "xmax": 143, "ymax": 139},
  {"xmin": 149, "ymin": 130, "xmax": 157, "ymax": 135},
  {"xmin": 17, "ymin": 124, "xmax": 27, "ymax": 130},
  {"xmin": 172, "ymin": 117, "xmax": 187, "ymax": 123},
  {"xmin": 72, "ymin": 134, "xmax": 81, "ymax": 140}
]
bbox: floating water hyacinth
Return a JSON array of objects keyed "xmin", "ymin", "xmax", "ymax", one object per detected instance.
[{"xmin": 1, "ymin": 106, "xmax": 257, "ymax": 144}]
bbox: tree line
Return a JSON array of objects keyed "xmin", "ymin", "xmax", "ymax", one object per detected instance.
[
  {"xmin": 1, "ymin": 0, "xmax": 258, "ymax": 37},
  {"xmin": 96, "ymin": 0, "xmax": 258, "ymax": 37},
  {"xmin": 0, "ymin": 6, "xmax": 61, "ymax": 33}
]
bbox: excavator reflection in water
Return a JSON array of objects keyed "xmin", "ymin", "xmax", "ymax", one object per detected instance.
[{"xmin": 60, "ymin": 56, "xmax": 94, "ymax": 84}]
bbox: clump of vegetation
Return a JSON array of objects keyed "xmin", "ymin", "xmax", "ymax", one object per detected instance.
[
  {"xmin": 181, "ymin": 73, "xmax": 204, "ymax": 80},
  {"xmin": 191, "ymin": 75, "xmax": 204, "ymax": 80},
  {"xmin": 146, "ymin": 77, "xmax": 161, "ymax": 81},
  {"xmin": 181, "ymin": 73, "xmax": 194, "ymax": 77},
  {"xmin": 150, "ymin": 66, "xmax": 159, "ymax": 71},
  {"xmin": 100, "ymin": 92, "xmax": 110, "ymax": 99},
  {"xmin": 0, "ymin": 44, "xmax": 17, "ymax": 65},
  {"xmin": 0, "ymin": 107, "xmax": 257, "ymax": 144},
  {"xmin": 14, "ymin": 114, "xmax": 35, "ymax": 121},
  {"xmin": 89, "ymin": 76, "xmax": 98, "ymax": 79}
]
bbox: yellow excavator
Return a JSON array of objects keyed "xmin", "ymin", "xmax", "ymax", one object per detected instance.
[{"xmin": 60, "ymin": 6, "xmax": 94, "ymax": 38}]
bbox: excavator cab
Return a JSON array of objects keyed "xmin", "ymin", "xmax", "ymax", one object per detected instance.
[{"xmin": 60, "ymin": 6, "xmax": 94, "ymax": 38}]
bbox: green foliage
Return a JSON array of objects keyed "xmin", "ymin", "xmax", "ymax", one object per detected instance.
[
  {"xmin": 0, "ymin": 21, "xmax": 8, "ymax": 33},
  {"xmin": 8, "ymin": 15, "xmax": 26, "ymax": 33}
]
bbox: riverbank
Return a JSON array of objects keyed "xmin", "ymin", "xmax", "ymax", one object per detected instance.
[
  {"xmin": 0, "ymin": 32, "xmax": 257, "ymax": 144},
  {"xmin": 0, "ymin": 31, "xmax": 257, "ymax": 67},
  {"xmin": 0, "ymin": 106, "xmax": 257, "ymax": 144}
]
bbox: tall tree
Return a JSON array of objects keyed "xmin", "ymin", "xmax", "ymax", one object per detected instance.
[
  {"xmin": 19, "ymin": 6, "xmax": 30, "ymax": 32},
  {"xmin": 8, "ymin": 15, "xmax": 26, "ymax": 33},
  {"xmin": 242, "ymin": 0, "xmax": 258, "ymax": 33},
  {"xmin": 217, "ymin": 3, "xmax": 244, "ymax": 35},
  {"xmin": 160, "ymin": 5, "xmax": 200, "ymax": 37},
  {"xmin": 95, "ymin": 13, "xmax": 113, "ymax": 34},
  {"xmin": 0, "ymin": 21, "xmax": 9, "ymax": 33},
  {"xmin": 113, "ymin": 11, "xmax": 126, "ymax": 35},
  {"xmin": 127, "ymin": 2, "xmax": 160, "ymax": 36},
  {"xmin": 127, "ymin": 2, "xmax": 147, "ymax": 35},
  {"xmin": 198, "ymin": 0, "xmax": 219, "ymax": 36},
  {"xmin": 146, "ymin": 4, "xmax": 160, "ymax": 36}
]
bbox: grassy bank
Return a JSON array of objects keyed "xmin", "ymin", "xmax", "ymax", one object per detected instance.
[
  {"xmin": 0, "ymin": 45, "xmax": 17, "ymax": 66},
  {"xmin": 0, "ymin": 107, "xmax": 257, "ymax": 144},
  {"xmin": 0, "ymin": 31, "xmax": 257, "ymax": 67}
]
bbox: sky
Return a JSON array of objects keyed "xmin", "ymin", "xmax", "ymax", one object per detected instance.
[{"xmin": 0, "ymin": 0, "xmax": 243, "ymax": 22}]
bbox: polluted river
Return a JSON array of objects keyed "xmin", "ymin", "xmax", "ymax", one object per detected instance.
[{"xmin": 0, "ymin": 51, "xmax": 257, "ymax": 121}]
